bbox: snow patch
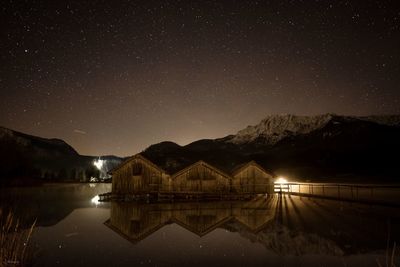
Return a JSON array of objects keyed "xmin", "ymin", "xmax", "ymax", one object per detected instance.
[
  {"xmin": 226, "ymin": 114, "xmax": 400, "ymax": 145},
  {"xmin": 228, "ymin": 114, "xmax": 334, "ymax": 145}
]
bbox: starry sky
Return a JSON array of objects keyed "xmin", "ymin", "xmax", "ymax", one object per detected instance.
[{"xmin": 1, "ymin": 0, "xmax": 399, "ymax": 156}]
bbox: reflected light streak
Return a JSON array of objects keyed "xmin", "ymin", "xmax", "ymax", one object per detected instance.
[{"xmin": 91, "ymin": 195, "xmax": 101, "ymax": 205}]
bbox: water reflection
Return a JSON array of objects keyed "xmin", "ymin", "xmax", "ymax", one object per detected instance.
[
  {"xmin": 105, "ymin": 198, "xmax": 274, "ymax": 244},
  {"xmin": 105, "ymin": 194, "xmax": 400, "ymax": 257},
  {"xmin": 1, "ymin": 185, "xmax": 399, "ymax": 266},
  {"xmin": 0, "ymin": 183, "xmax": 110, "ymax": 228}
]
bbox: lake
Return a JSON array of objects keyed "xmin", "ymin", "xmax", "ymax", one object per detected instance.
[{"xmin": 1, "ymin": 183, "xmax": 399, "ymax": 267}]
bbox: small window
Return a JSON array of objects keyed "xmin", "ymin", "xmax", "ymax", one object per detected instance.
[{"xmin": 131, "ymin": 163, "xmax": 142, "ymax": 176}]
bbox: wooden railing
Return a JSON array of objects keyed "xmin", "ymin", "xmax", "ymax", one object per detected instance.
[
  {"xmin": 113, "ymin": 181, "xmax": 400, "ymax": 206},
  {"xmin": 280, "ymin": 182, "xmax": 400, "ymax": 206}
]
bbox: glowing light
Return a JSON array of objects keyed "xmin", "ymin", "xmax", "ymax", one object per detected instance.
[
  {"xmin": 274, "ymin": 177, "xmax": 289, "ymax": 193},
  {"xmin": 93, "ymin": 158, "xmax": 104, "ymax": 170},
  {"xmin": 91, "ymin": 195, "xmax": 100, "ymax": 205},
  {"xmin": 274, "ymin": 177, "xmax": 288, "ymax": 184}
]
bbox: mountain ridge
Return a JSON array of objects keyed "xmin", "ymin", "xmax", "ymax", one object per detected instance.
[
  {"xmin": 224, "ymin": 114, "xmax": 400, "ymax": 145},
  {"xmin": 142, "ymin": 114, "xmax": 400, "ymax": 182},
  {"xmin": 0, "ymin": 126, "xmax": 123, "ymax": 185},
  {"xmin": 1, "ymin": 113, "xmax": 400, "ymax": 184}
]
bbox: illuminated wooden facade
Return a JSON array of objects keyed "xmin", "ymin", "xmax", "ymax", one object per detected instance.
[
  {"xmin": 231, "ymin": 161, "xmax": 274, "ymax": 194},
  {"xmin": 171, "ymin": 161, "xmax": 231, "ymax": 193},
  {"xmin": 110, "ymin": 154, "xmax": 274, "ymax": 195},
  {"xmin": 111, "ymin": 154, "xmax": 169, "ymax": 194}
]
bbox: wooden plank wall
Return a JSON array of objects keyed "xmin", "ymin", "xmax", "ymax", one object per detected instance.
[
  {"xmin": 112, "ymin": 157, "xmax": 275, "ymax": 195},
  {"xmin": 232, "ymin": 165, "xmax": 274, "ymax": 194},
  {"xmin": 112, "ymin": 158, "xmax": 165, "ymax": 194},
  {"xmin": 172, "ymin": 163, "xmax": 231, "ymax": 193}
]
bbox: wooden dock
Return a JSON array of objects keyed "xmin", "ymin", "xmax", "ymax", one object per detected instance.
[
  {"xmin": 280, "ymin": 182, "xmax": 400, "ymax": 207},
  {"xmin": 98, "ymin": 191, "xmax": 263, "ymax": 202},
  {"xmin": 98, "ymin": 182, "xmax": 400, "ymax": 206}
]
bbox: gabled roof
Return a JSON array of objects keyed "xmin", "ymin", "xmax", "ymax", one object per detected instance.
[
  {"xmin": 109, "ymin": 153, "xmax": 166, "ymax": 174},
  {"xmin": 171, "ymin": 160, "xmax": 231, "ymax": 179},
  {"xmin": 104, "ymin": 219, "xmax": 171, "ymax": 244},
  {"xmin": 231, "ymin": 160, "xmax": 273, "ymax": 177},
  {"xmin": 172, "ymin": 216, "xmax": 233, "ymax": 237}
]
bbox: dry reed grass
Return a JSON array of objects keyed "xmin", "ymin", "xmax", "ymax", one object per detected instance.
[
  {"xmin": 0, "ymin": 209, "xmax": 35, "ymax": 267},
  {"xmin": 376, "ymin": 242, "xmax": 398, "ymax": 267}
]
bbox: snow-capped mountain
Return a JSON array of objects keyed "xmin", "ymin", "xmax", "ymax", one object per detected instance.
[
  {"xmin": 227, "ymin": 114, "xmax": 334, "ymax": 145},
  {"xmin": 143, "ymin": 113, "xmax": 400, "ymax": 182},
  {"xmin": 226, "ymin": 114, "xmax": 400, "ymax": 145},
  {"xmin": 2, "ymin": 113, "xmax": 400, "ymax": 184}
]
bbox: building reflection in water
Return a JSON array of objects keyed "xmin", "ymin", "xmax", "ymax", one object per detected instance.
[
  {"xmin": 105, "ymin": 194, "xmax": 400, "ymax": 257},
  {"xmin": 105, "ymin": 196, "xmax": 274, "ymax": 243}
]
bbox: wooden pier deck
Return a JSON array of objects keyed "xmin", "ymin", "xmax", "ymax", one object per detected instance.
[
  {"xmin": 98, "ymin": 191, "xmax": 263, "ymax": 202},
  {"xmin": 98, "ymin": 183, "xmax": 400, "ymax": 206},
  {"xmin": 276, "ymin": 182, "xmax": 400, "ymax": 207}
]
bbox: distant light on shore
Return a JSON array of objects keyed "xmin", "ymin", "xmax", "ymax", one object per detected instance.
[
  {"xmin": 91, "ymin": 195, "xmax": 100, "ymax": 205},
  {"xmin": 93, "ymin": 158, "xmax": 104, "ymax": 170}
]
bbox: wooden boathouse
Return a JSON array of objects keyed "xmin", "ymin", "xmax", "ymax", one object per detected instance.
[
  {"xmin": 110, "ymin": 154, "xmax": 169, "ymax": 194},
  {"xmin": 231, "ymin": 161, "xmax": 274, "ymax": 194},
  {"xmin": 171, "ymin": 161, "xmax": 231, "ymax": 193},
  {"xmin": 107, "ymin": 153, "xmax": 275, "ymax": 200}
]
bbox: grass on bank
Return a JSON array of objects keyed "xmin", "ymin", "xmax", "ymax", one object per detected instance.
[
  {"xmin": 0, "ymin": 209, "xmax": 35, "ymax": 267},
  {"xmin": 376, "ymin": 242, "xmax": 398, "ymax": 267}
]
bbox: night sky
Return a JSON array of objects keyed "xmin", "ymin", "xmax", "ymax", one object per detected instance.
[{"xmin": 1, "ymin": 0, "xmax": 399, "ymax": 156}]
